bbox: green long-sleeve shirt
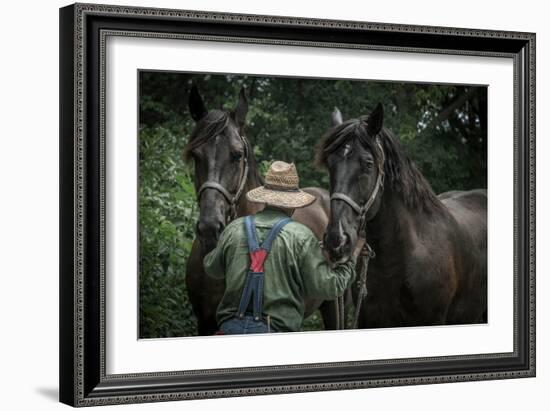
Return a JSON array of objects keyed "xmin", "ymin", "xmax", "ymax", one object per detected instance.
[{"xmin": 203, "ymin": 207, "xmax": 356, "ymax": 332}]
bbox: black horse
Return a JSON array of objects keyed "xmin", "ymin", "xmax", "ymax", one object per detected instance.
[
  {"xmin": 317, "ymin": 105, "xmax": 487, "ymax": 327},
  {"xmin": 183, "ymin": 86, "xmax": 338, "ymax": 335}
]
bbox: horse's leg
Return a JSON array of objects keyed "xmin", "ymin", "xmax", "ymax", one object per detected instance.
[
  {"xmin": 186, "ymin": 271, "xmax": 222, "ymax": 335},
  {"xmin": 356, "ymin": 275, "xmax": 450, "ymax": 328},
  {"xmin": 195, "ymin": 298, "xmax": 219, "ymax": 335},
  {"xmin": 406, "ymin": 293, "xmax": 450, "ymax": 326},
  {"xmin": 445, "ymin": 262, "xmax": 487, "ymax": 325},
  {"xmin": 357, "ymin": 293, "xmax": 393, "ymax": 328},
  {"xmin": 186, "ymin": 240, "xmax": 223, "ymax": 336},
  {"xmin": 186, "ymin": 266, "xmax": 211, "ymax": 336},
  {"xmin": 446, "ymin": 288, "xmax": 487, "ymax": 324},
  {"xmin": 318, "ymin": 300, "xmax": 338, "ymax": 330}
]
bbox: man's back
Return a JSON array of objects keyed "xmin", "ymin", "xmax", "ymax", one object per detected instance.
[{"xmin": 204, "ymin": 207, "xmax": 356, "ymax": 332}]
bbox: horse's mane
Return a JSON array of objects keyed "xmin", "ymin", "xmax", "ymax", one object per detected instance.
[
  {"xmin": 182, "ymin": 109, "xmax": 264, "ymax": 187},
  {"xmin": 316, "ymin": 117, "xmax": 444, "ymax": 214}
]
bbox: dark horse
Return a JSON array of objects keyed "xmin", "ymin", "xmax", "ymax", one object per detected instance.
[
  {"xmin": 317, "ymin": 104, "xmax": 487, "ymax": 327},
  {"xmin": 183, "ymin": 86, "xmax": 338, "ymax": 335}
]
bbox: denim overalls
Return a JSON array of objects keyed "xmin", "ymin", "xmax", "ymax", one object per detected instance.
[{"xmin": 219, "ymin": 215, "xmax": 291, "ymax": 335}]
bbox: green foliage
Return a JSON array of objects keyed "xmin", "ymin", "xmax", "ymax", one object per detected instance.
[
  {"xmin": 139, "ymin": 125, "xmax": 198, "ymax": 338},
  {"xmin": 302, "ymin": 310, "xmax": 323, "ymax": 332},
  {"xmin": 139, "ymin": 71, "xmax": 487, "ymax": 338}
]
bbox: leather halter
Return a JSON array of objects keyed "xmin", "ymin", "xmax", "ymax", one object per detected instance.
[
  {"xmin": 197, "ymin": 134, "xmax": 250, "ymax": 222},
  {"xmin": 330, "ymin": 138, "xmax": 385, "ymax": 233}
]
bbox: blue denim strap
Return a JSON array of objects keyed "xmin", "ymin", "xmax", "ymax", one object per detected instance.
[
  {"xmin": 261, "ymin": 217, "xmax": 291, "ymax": 252},
  {"xmin": 236, "ymin": 271, "xmax": 256, "ymax": 317},
  {"xmin": 244, "ymin": 216, "xmax": 260, "ymax": 252},
  {"xmin": 237, "ymin": 216, "xmax": 292, "ymax": 320},
  {"xmin": 253, "ymin": 272, "xmax": 265, "ymax": 319}
]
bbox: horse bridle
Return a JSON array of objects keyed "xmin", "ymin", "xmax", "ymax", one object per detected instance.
[
  {"xmin": 330, "ymin": 137, "xmax": 385, "ymax": 233},
  {"xmin": 196, "ymin": 134, "xmax": 250, "ymax": 222}
]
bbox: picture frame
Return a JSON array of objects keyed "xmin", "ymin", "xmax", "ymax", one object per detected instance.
[{"xmin": 59, "ymin": 2, "xmax": 535, "ymax": 407}]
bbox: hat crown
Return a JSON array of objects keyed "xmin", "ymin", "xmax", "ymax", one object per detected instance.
[
  {"xmin": 246, "ymin": 160, "xmax": 316, "ymax": 208},
  {"xmin": 265, "ymin": 161, "xmax": 299, "ymax": 190}
]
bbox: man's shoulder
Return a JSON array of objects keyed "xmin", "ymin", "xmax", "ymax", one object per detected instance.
[
  {"xmin": 224, "ymin": 214, "xmax": 317, "ymax": 242},
  {"xmin": 224, "ymin": 217, "xmax": 246, "ymax": 234},
  {"xmin": 213, "ymin": 218, "xmax": 245, "ymax": 246},
  {"xmin": 283, "ymin": 220, "xmax": 318, "ymax": 242}
]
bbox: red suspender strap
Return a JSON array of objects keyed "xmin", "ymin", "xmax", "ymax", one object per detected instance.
[{"xmin": 249, "ymin": 249, "xmax": 268, "ymax": 273}]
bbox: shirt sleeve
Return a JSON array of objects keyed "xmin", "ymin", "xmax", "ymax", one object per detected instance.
[
  {"xmin": 299, "ymin": 235, "xmax": 357, "ymax": 300},
  {"xmin": 203, "ymin": 227, "xmax": 231, "ymax": 280}
]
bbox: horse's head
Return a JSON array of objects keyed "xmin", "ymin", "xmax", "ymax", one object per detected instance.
[
  {"xmin": 184, "ymin": 85, "xmax": 249, "ymax": 254},
  {"xmin": 316, "ymin": 104, "xmax": 385, "ymax": 263}
]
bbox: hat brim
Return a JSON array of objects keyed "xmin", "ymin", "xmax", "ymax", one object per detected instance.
[{"xmin": 246, "ymin": 186, "xmax": 317, "ymax": 209}]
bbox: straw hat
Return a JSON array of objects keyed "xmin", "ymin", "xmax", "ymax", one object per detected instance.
[{"xmin": 246, "ymin": 161, "xmax": 316, "ymax": 209}]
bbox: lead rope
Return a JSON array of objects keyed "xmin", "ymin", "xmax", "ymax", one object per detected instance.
[
  {"xmin": 334, "ymin": 242, "xmax": 375, "ymax": 330},
  {"xmin": 352, "ymin": 242, "xmax": 376, "ymax": 329},
  {"xmin": 334, "ymin": 296, "xmax": 341, "ymax": 330},
  {"xmin": 338, "ymin": 293, "xmax": 345, "ymax": 329}
]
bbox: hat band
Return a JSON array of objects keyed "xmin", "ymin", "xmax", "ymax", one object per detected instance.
[{"xmin": 264, "ymin": 183, "xmax": 300, "ymax": 192}]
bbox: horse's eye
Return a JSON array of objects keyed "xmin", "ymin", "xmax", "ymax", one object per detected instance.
[
  {"xmin": 360, "ymin": 158, "xmax": 374, "ymax": 172},
  {"xmin": 231, "ymin": 151, "xmax": 243, "ymax": 162}
]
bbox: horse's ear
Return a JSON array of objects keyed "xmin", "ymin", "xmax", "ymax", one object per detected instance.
[
  {"xmin": 189, "ymin": 85, "xmax": 208, "ymax": 122},
  {"xmin": 366, "ymin": 103, "xmax": 384, "ymax": 136},
  {"xmin": 331, "ymin": 107, "xmax": 343, "ymax": 126},
  {"xmin": 232, "ymin": 86, "xmax": 248, "ymax": 129}
]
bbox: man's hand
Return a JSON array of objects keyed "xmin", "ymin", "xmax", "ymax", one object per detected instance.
[{"xmin": 321, "ymin": 236, "xmax": 366, "ymax": 265}]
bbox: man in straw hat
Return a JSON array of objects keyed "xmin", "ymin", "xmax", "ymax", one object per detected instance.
[{"xmin": 204, "ymin": 161, "xmax": 356, "ymax": 334}]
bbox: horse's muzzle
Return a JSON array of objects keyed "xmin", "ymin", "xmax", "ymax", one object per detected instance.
[
  {"xmin": 323, "ymin": 230, "xmax": 351, "ymax": 263},
  {"xmin": 197, "ymin": 219, "xmax": 225, "ymax": 254}
]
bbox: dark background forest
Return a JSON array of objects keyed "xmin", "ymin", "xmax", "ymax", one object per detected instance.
[{"xmin": 138, "ymin": 71, "xmax": 487, "ymax": 338}]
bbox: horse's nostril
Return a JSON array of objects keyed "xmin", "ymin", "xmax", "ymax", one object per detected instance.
[
  {"xmin": 333, "ymin": 237, "xmax": 347, "ymax": 253},
  {"xmin": 325, "ymin": 232, "xmax": 348, "ymax": 254},
  {"xmin": 197, "ymin": 219, "xmax": 225, "ymax": 244},
  {"xmin": 340, "ymin": 232, "xmax": 350, "ymax": 248}
]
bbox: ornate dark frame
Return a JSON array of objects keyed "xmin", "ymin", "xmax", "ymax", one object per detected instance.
[{"xmin": 59, "ymin": 2, "xmax": 536, "ymax": 407}]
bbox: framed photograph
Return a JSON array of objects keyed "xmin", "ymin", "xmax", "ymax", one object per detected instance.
[{"xmin": 59, "ymin": 3, "xmax": 535, "ymax": 407}]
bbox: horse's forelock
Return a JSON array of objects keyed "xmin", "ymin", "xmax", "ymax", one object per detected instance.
[
  {"xmin": 315, "ymin": 119, "xmax": 376, "ymax": 168},
  {"xmin": 183, "ymin": 110, "xmax": 230, "ymax": 162}
]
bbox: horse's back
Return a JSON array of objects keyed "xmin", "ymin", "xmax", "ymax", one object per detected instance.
[
  {"xmin": 441, "ymin": 189, "xmax": 487, "ymax": 248},
  {"xmin": 440, "ymin": 188, "xmax": 487, "ymax": 215},
  {"xmin": 437, "ymin": 190, "xmax": 462, "ymax": 200},
  {"xmin": 303, "ymin": 187, "xmax": 331, "ymax": 215},
  {"xmin": 292, "ymin": 187, "xmax": 330, "ymax": 240},
  {"xmin": 439, "ymin": 188, "xmax": 486, "ymax": 202}
]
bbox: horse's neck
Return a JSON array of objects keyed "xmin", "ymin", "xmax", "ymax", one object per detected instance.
[
  {"xmin": 365, "ymin": 192, "xmax": 417, "ymax": 261},
  {"xmin": 366, "ymin": 182, "xmax": 449, "ymax": 246}
]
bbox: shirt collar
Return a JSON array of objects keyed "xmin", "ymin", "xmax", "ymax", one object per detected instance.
[{"xmin": 255, "ymin": 207, "xmax": 291, "ymax": 225}]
